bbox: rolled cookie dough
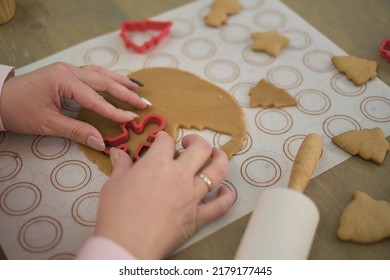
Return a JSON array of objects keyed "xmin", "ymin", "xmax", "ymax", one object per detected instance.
[{"xmin": 77, "ymin": 67, "xmax": 246, "ymax": 176}]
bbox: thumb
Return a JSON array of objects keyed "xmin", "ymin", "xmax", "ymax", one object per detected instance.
[
  {"xmin": 110, "ymin": 148, "xmax": 133, "ymax": 178},
  {"xmin": 50, "ymin": 114, "xmax": 106, "ymax": 151}
]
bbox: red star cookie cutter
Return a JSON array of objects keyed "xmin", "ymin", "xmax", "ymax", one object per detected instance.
[
  {"xmin": 379, "ymin": 39, "xmax": 390, "ymax": 63},
  {"xmin": 103, "ymin": 114, "xmax": 166, "ymax": 161},
  {"xmin": 120, "ymin": 20, "xmax": 173, "ymax": 53}
]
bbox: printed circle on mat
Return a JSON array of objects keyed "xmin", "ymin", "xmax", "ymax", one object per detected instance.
[
  {"xmin": 283, "ymin": 134, "xmax": 306, "ymax": 161},
  {"xmin": 32, "ymin": 136, "xmax": 71, "ymax": 160},
  {"xmin": 296, "ymin": 89, "xmax": 331, "ymax": 115},
  {"xmin": 253, "ymin": 10, "xmax": 287, "ymax": 29},
  {"xmin": 0, "ymin": 152, "xmax": 22, "ymax": 182},
  {"xmin": 113, "ymin": 68, "xmax": 132, "ymax": 76},
  {"xmin": 242, "ymin": 45, "xmax": 276, "ymax": 66},
  {"xmin": 202, "ymin": 180, "xmax": 238, "ymax": 204},
  {"xmin": 19, "ymin": 216, "xmax": 62, "ymax": 253},
  {"xmin": 360, "ymin": 96, "xmax": 390, "ymax": 122},
  {"xmin": 205, "ymin": 59, "xmax": 240, "ymax": 83},
  {"xmin": 303, "ymin": 50, "xmax": 334, "ymax": 72},
  {"xmin": 255, "ymin": 109, "xmax": 293, "ymax": 135},
  {"xmin": 283, "ymin": 29, "xmax": 311, "ymax": 51},
  {"xmin": 182, "ymin": 38, "xmax": 217, "ymax": 60},
  {"xmin": 0, "ymin": 182, "xmax": 41, "ymax": 216},
  {"xmin": 84, "ymin": 47, "xmax": 119, "ymax": 69},
  {"xmin": 51, "ymin": 160, "xmax": 91, "ymax": 192},
  {"xmin": 267, "ymin": 66, "xmax": 303, "ymax": 90},
  {"xmin": 72, "ymin": 192, "xmax": 99, "ymax": 227},
  {"xmin": 219, "ymin": 24, "xmax": 252, "ymax": 45},
  {"xmin": 323, "ymin": 115, "xmax": 361, "ymax": 138},
  {"xmin": 331, "ymin": 73, "xmax": 367, "ymax": 96},
  {"xmin": 144, "ymin": 53, "xmax": 179, "ymax": 68},
  {"xmin": 170, "ymin": 18, "xmax": 195, "ymax": 38},
  {"xmin": 241, "ymin": 156, "xmax": 282, "ymax": 187},
  {"xmin": 241, "ymin": 0, "xmax": 264, "ymax": 9},
  {"xmin": 230, "ymin": 82, "xmax": 255, "ymax": 107}
]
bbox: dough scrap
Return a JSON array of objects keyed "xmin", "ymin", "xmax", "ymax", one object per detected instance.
[
  {"xmin": 77, "ymin": 67, "xmax": 247, "ymax": 176},
  {"xmin": 249, "ymin": 79, "xmax": 297, "ymax": 108},
  {"xmin": 205, "ymin": 0, "xmax": 241, "ymax": 28}
]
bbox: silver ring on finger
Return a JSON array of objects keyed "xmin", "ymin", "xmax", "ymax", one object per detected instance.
[{"xmin": 197, "ymin": 172, "xmax": 212, "ymax": 192}]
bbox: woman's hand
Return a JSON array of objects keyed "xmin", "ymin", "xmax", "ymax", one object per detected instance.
[
  {"xmin": 0, "ymin": 62, "xmax": 148, "ymax": 151},
  {"xmin": 94, "ymin": 131, "xmax": 235, "ymax": 259}
]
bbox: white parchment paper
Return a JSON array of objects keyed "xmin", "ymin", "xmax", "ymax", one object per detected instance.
[{"xmin": 1, "ymin": 0, "xmax": 389, "ymax": 259}]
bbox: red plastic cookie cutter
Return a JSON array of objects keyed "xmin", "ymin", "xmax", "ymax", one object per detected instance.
[
  {"xmin": 379, "ymin": 39, "xmax": 390, "ymax": 63},
  {"xmin": 120, "ymin": 20, "xmax": 173, "ymax": 53},
  {"xmin": 103, "ymin": 113, "xmax": 166, "ymax": 161}
]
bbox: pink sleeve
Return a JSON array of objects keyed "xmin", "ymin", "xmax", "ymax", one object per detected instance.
[
  {"xmin": 77, "ymin": 236, "xmax": 137, "ymax": 260},
  {"xmin": 0, "ymin": 65, "xmax": 15, "ymax": 131}
]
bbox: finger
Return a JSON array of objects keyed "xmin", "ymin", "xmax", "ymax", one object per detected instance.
[
  {"xmin": 79, "ymin": 65, "xmax": 139, "ymax": 89},
  {"xmin": 63, "ymin": 76, "xmax": 138, "ymax": 123},
  {"xmin": 48, "ymin": 112, "xmax": 107, "ymax": 151},
  {"xmin": 197, "ymin": 186, "xmax": 235, "ymax": 228},
  {"xmin": 110, "ymin": 148, "xmax": 133, "ymax": 179},
  {"xmin": 143, "ymin": 131, "xmax": 176, "ymax": 159},
  {"xmin": 74, "ymin": 65, "xmax": 148, "ymax": 109},
  {"xmin": 194, "ymin": 150, "xmax": 228, "ymax": 197},
  {"xmin": 194, "ymin": 148, "xmax": 228, "ymax": 198},
  {"xmin": 177, "ymin": 134, "xmax": 213, "ymax": 173}
]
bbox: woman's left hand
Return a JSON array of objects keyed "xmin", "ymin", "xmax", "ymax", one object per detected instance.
[{"xmin": 0, "ymin": 62, "xmax": 148, "ymax": 150}]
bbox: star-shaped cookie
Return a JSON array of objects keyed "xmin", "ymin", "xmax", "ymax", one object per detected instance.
[
  {"xmin": 251, "ymin": 30, "xmax": 289, "ymax": 57},
  {"xmin": 249, "ymin": 79, "xmax": 297, "ymax": 108},
  {"xmin": 337, "ymin": 191, "xmax": 390, "ymax": 244},
  {"xmin": 332, "ymin": 55, "xmax": 377, "ymax": 86},
  {"xmin": 332, "ymin": 127, "xmax": 390, "ymax": 164}
]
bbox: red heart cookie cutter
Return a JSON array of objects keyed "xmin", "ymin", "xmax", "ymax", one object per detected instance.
[
  {"xmin": 379, "ymin": 39, "xmax": 390, "ymax": 63},
  {"xmin": 120, "ymin": 20, "xmax": 173, "ymax": 53},
  {"xmin": 103, "ymin": 113, "xmax": 166, "ymax": 161}
]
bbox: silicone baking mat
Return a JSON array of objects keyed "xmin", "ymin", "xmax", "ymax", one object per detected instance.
[{"xmin": 1, "ymin": 0, "xmax": 389, "ymax": 259}]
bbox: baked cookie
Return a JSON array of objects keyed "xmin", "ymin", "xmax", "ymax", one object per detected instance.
[
  {"xmin": 251, "ymin": 30, "xmax": 290, "ymax": 57},
  {"xmin": 332, "ymin": 55, "xmax": 377, "ymax": 86},
  {"xmin": 205, "ymin": 0, "xmax": 241, "ymax": 28},
  {"xmin": 332, "ymin": 127, "xmax": 390, "ymax": 165},
  {"xmin": 337, "ymin": 191, "xmax": 390, "ymax": 244},
  {"xmin": 249, "ymin": 79, "xmax": 297, "ymax": 108}
]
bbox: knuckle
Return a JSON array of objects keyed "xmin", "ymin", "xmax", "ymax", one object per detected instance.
[
  {"xmin": 214, "ymin": 163, "xmax": 228, "ymax": 180},
  {"xmin": 70, "ymin": 124, "xmax": 89, "ymax": 143},
  {"xmin": 50, "ymin": 62, "xmax": 69, "ymax": 75},
  {"xmin": 197, "ymin": 138, "xmax": 212, "ymax": 154}
]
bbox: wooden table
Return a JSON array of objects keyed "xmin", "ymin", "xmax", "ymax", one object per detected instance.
[{"xmin": 0, "ymin": 0, "xmax": 389, "ymax": 260}]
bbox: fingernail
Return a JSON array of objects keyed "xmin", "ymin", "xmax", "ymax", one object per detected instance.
[
  {"xmin": 126, "ymin": 111, "xmax": 139, "ymax": 119},
  {"xmin": 140, "ymin": 96, "xmax": 153, "ymax": 107},
  {"xmin": 110, "ymin": 148, "xmax": 120, "ymax": 165},
  {"xmin": 129, "ymin": 78, "xmax": 144, "ymax": 87},
  {"xmin": 87, "ymin": 136, "xmax": 106, "ymax": 151}
]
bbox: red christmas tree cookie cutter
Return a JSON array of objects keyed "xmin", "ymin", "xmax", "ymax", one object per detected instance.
[
  {"xmin": 379, "ymin": 39, "xmax": 390, "ymax": 63},
  {"xmin": 120, "ymin": 20, "xmax": 173, "ymax": 53},
  {"xmin": 103, "ymin": 113, "xmax": 166, "ymax": 161}
]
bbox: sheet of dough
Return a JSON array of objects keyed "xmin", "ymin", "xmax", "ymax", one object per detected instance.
[{"xmin": 77, "ymin": 67, "xmax": 247, "ymax": 175}]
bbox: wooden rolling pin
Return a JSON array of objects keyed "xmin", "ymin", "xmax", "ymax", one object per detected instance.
[
  {"xmin": 235, "ymin": 133, "xmax": 323, "ymax": 259},
  {"xmin": 0, "ymin": 0, "xmax": 16, "ymax": 25}
]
